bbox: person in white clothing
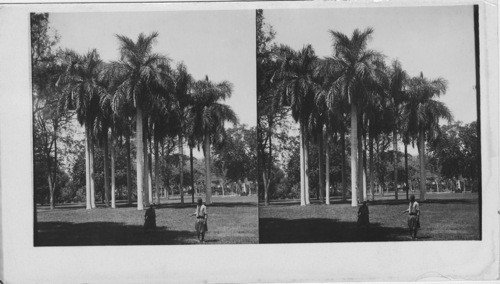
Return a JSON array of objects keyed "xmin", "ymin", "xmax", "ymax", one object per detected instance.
[
  {"xmin": 191, "ymin": 198, "xmax": 208, "ymax": 243},
  {"xmin": 402, "ymin": 195, "xmax": 420, "ymax": 240}
]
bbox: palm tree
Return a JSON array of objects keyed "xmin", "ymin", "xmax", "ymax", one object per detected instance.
[
  {"xmin": 58, "ymin": 49, "xmax": 106, "ymax": 209},
  {"xmin": 148, "ymin": 68, "xmax": 177, "ymax": 205},
  {"xmin": 274, "ymin": 44, "xmax": 320, "ymax": 205},
  {"xmin": 405, "ymin": 72, "xmax": 452, "ymax": 201},
  {"xmin": 329, "ymin": 28, "xmax": 383, "ymax": 206},
  {"xmin": 93, "ymin": 100, "xmax": 112, "ymax": 206},
  {"xmin": 110, "ymin": 32, "xmax": 170, "ymax": 210},
  {"xmin": 386, "ymin": 60, "xmax": 408, "ymax": 200},
  {"xmin": 317, "ymin": 56, "xmax": 351, "ymax": 204},
  {"xmin": 172, "ymin": 63, "xmax": 193, "ymax": 204},
  {"xmin": 189, "ymin": 76, "xmax": 238, "ymax": 205}
]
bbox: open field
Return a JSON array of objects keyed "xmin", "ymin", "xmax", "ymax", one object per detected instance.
[
  {"xmin": 36, "ymin": 195, "xmax": 258, "ymax": 246},
  {"xmin": 259, "ymin": 192, "xmax": 480, "ymax": 243}
]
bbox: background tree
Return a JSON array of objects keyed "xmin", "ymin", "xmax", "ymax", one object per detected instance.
[
  {"xmin": 190, "ymin": 76, "xmax": 238, "ymax": 205},
  {"xmin": 405, "ymin": 73, "xmax": 452, "ymax": 201}
]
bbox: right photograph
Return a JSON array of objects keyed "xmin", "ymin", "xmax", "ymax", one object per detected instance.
[{"xmin": 257, "ymin": 6, "xmax": 481, "ymax": 243}]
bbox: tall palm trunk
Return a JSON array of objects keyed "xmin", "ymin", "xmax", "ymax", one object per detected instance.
[
  {"xmin": 318, "ymin": 131, "xmax": 324, "ymax": 202},
  {"xmin": 393, "ymin": 130, "xmax": 399, "ymax": 200},
  {"xmin": 154, "ymin": 138, "xmax": 161, "ymax": 205},
  {"xmin": 190, "ymin": 146, "xmax": 195, "ymax": 203},
  {"xmin": 48, "ymin": 123, "xmax": 58, "ymax": 210},
  {"xmin": 369, "ymin": 136, "xmax": 375, "ymax": 201},
  {"xmin": 404, "ymin": 141, "xmax": 409, "ymax": 200},
  {"xmin": 136, "ymin": 104, "xmax": 145, "ymax": 210},
  {"xmin": 143, "ymin": 123, "xmax": 150, "ymax": 207},
  {"xmin": 362, "ymin": 133, "xmax": 367, "ymax": 201},
  {"xmin": 148, "ymin": 150, "xmax": 153, "ymax": 204},
  {"xmin": 304, "ymin": 135, "xmax": 310, "ymax": 205},
  {"xmin": 85, "ymin": 127, "xmax": 91, "ymax": 209},
  {"xmin": 90, "ymin": 138, "xmax": 96, "ymax": 208},
  {"xmin": 264, "ymin": 120, "xmax": 273, "ymax": 206},
  {"xmin": 356, "ymin": 109, "xmax": 363, "ymax": 204},
  {"xmin": 111, "ymin": 129, "xmax": 116, "ymax": 209},
  {"xmin": 350, "ymin": 102, "xmax": 359, "ymax": 206},
  {"xmin": 419, "ymin": 129, "xmax": 426, "ymax": 201},
  {"xmin": 179, "ymin": 134, "xmax": 185, "ymax": 204},
  {"xmin": 126, "ymin": 134, "xmax": 132, "ymax": 205},
  {"xmin": 341, "ymin": 130, "xmax": 347, "ymax": 202},
  {"xmin": 325, "ymin": 129, "xmax": 330, "ymax": 205},
  {"xmin": 299, "ymin": 123, "xmax": 306, "ymax": 206},
  {"xmin": 104, "ymin": 132, "xmax": 110, "ymax": 206},
  {"xmin": 204, "ymin": 132, "xmax": 212, "ymax": 205}
]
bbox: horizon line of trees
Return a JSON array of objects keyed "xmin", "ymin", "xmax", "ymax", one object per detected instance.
[
  {"xmin": 32, "ymin": 13, "xmax": 244, "ymax": 210},
  {"xmin": 256, "ymin": 10, "xmax": 480, "ymax": 206}
]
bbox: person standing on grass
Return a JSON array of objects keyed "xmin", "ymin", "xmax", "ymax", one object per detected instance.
[
  {"xmin": 144, "ymin": 204, "xmax": 156, "ymax": 233},
  {"xmin": 191, "ymin": 198, "xmax": 208, "ymax": 243},
  {"xmin": 357, "ymin": 201, "xmax": 369, "ymax": 227},
  {"xmin": 402, "ymin": 195, "xmax": 420, "ymax": 240}
]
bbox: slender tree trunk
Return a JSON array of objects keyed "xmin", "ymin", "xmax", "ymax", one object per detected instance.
[
  {"xmin": 179, "ymin": 134, "xmax": 184, "ymax": 204},
  {"xmin": 126, "ymin": 135, "xmax": 132, "ymax": 205},
  {"xmin": 351, "ymin": 103, "xmax": 359, "ymax": 206},
  {"xmin": 405, "ymin": 142, "xmax": 409, "ymax": 200},
  {"xmin": 265, "ymin": 119, "xmax": 273, "ymax": 205},
  {"xmin": 154, "ymin": 138, "xmax": 161, "ymax": 205},
  {"xmin": 363, "ymin": 133, "xmax": 367, "ymax": 201},
  {"xmin": 419, "ymin": 129, "xmax": 426, "ymax": 201},
  {"xmin": 111, "ymin": 129, "xmax": 116, "ymax": 209},
  {"xmin": 393, "ymin": 130, "xmax": 399, "ymax": 200},
  {"xmin": 299, "ymin": 123, "xmax": 306, "ymax": 206},
  {"xmin": 325, "ymin": 129, "xmax": 330, "ymax": 205},
  {"xmin": 369, "ymin": 136, "xmax": 375, "ymax": 201},
  {"xmin": 136, "ymin": 104, "xmax": 144, "ymax": 210},
  {"xmin": 104, "ymin": 132, "xmax": 110, "ymax": 206},
  {"xmin": 90, "ymin": 139, "xmax": 96, "ymax": 208},
  {"xmin": 47, "ymin": 127, "xmax": 58, "ymax": 210},
  {"xmin": 204, "ymin": 133, "xmax": 212, "ymax": 205},
  {"xmin": 48, "ymin": 175, "xmax": 54, "ymax": 209},
  {"xmin": 356, "ymin": 110, "xmax": 363, "ymax": 203},
  {"xmin": 341, "ymin": 130, "xmax": 347, "ymax": 202},
  {"xmin": 143, "ymin": 123, "xmax": 150, "ymax": 207},
  {"xmin": 190, "ymin": 146, "xmax": 195, "ymax": 204},
  {"xmin": 148, "ymin": 150, "xmax": 153, "ymax": 204},
  {"xmin": 85, "ymin": 127, "xmax": 91, "ymax": 209},
  {"xmin": 304, "ymin": 134, "xmax": 310, "ymax": 205},
  {"xmin": 263, "ymin": 171, "xmax": 269, "ymax": 205},
  {"xmin": 318, "ymin": 131, "xmax": 324, "ymax": 202}
]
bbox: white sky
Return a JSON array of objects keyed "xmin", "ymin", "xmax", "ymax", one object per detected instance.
[
  {"xmin": 49, "ymin": 10, "xmax": 256, "ymax": 127},
  {"xmin": 264, "ymin": 5, "xmax": 477, "ymax": 124}
]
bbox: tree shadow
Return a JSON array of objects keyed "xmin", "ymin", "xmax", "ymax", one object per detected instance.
[
  {"xmin": 259, "ymin": 218, "xmax": 415, "ymax": 243},
  {"xmin": 35, "ymin": 221, "xmax": 198, "ymax": 246}
]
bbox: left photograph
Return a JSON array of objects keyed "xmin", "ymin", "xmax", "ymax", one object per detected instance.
[{"xmin": 32, "ymin": 10, "xmax": 258, "ymax": 246}]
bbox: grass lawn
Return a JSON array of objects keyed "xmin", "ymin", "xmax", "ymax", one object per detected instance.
[
  {"xmin": 259, "ymin": 192, "xmax": 480, "ymax": 243},
  {"xmin": 36, "ymin": 195, "xmax": 258, "ymax": 246}
]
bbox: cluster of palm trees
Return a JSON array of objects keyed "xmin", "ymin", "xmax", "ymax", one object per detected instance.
[
  {"xmin": 260, "ymin": 27, "xmax": 452, "ymax": 206},
  {"xmin": 56, "ymin": 32, "xmax": 237, "ymax": 210}
]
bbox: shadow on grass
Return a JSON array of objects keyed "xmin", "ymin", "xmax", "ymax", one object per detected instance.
[
  {"xmin": 35, "ymin": 221, "xmax": 197, "ymax": 246},
  {"xmin": 259, "ymin": 218, "xmax": 414, "ymax": 243}
]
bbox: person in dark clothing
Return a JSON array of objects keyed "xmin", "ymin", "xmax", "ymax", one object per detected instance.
[
  {"xmin": 144, "ymin": 204, "xmax": 157, "ymax": 232},
  {"xmin": 357, "ymin": 201, "xmax": 369, "ymax": 227}
]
